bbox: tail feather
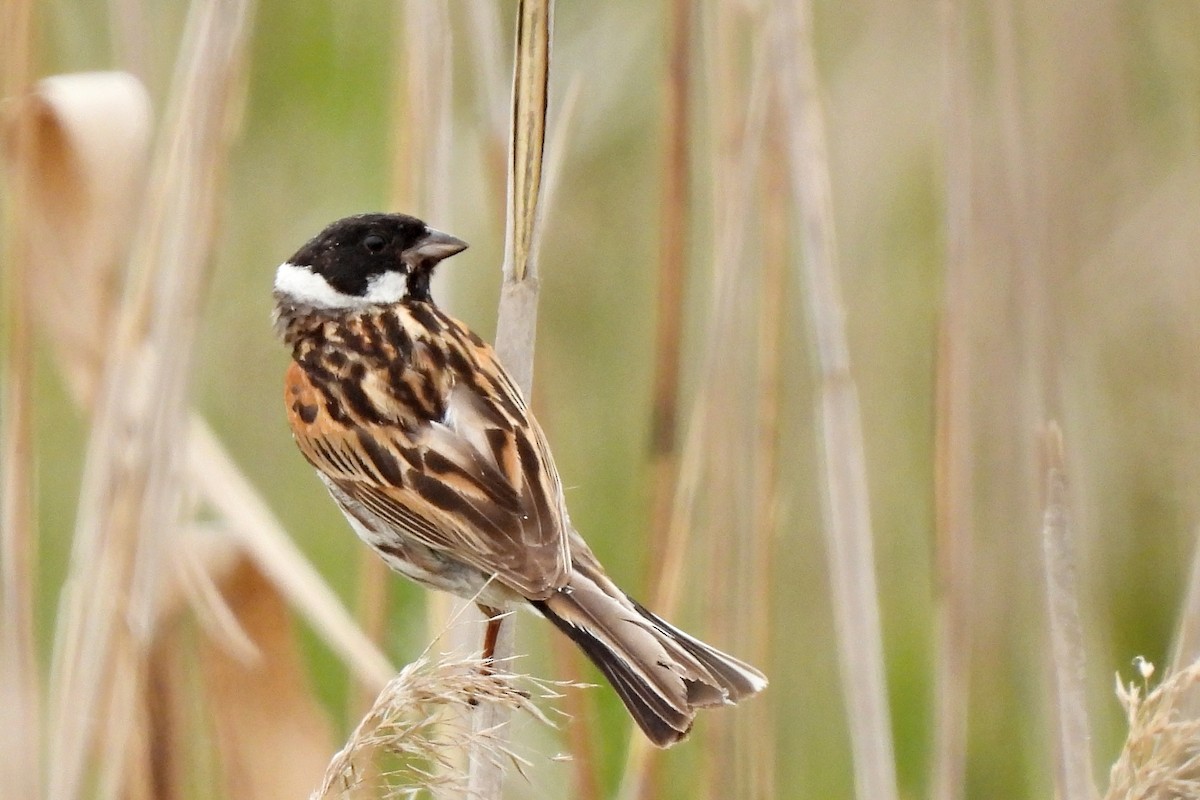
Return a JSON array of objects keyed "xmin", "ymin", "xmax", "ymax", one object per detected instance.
[{"xmin": 534, "ymin": 565, "xmax": 767, "ymax": 748}]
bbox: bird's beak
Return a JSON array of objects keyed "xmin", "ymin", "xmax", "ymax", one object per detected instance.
[{"xmin": 405, "ymin": 227, "xmax": 468, "ymax": 270}]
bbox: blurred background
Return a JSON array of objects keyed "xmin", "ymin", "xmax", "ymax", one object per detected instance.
[{"xmin": 8, "ymin": 0, "xmax": 1200, "ymax": 798}]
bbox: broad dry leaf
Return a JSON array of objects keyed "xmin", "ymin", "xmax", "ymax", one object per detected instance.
[
  {"xmin": 9, "ymin": 71, "xmax": 151, "ymax": 405},
  {"xmin": 202, "ymin": 556, "xmax": 335, "ymax": 800}
]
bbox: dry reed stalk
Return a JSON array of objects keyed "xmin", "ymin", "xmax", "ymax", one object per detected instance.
[
  {"xmin": 638, "ymin": 0, "xmax": 695, "ymax": 777},
  {"xmin": 931, "ymin": 0, "xmax": 975, "ymax": 798},
  {"xmin": 987, "ymin": 0, "xmax": 1051, "ymax": 518},
  {"xmin": 618, "ymin": 11, "xmax": 775, "ymax": 798},
  {"xmin": 1171, "ymin": 533, "xmax": 1200, "ymax": 673},
  {"xmin": 392, "ymin": 0, "xmax": 453, "ymax": 224},
  {"xmin": 547, "ymin": 622, "xmax": 601, "ymax": 800},
  {"xmin": 463, "ymin": 1, "xmax": 553, "ymax": 796},
  {"xmin": 644, "ymin": 0, "xmax": 693, "ymax": 597},
  {"xmin": 1039, "ymin": 424, "xmax": 1098, "ymax": 800},
  {"xmin": 1104, "ymin": 658, "xmax": 1200, "ymax": 799},
  {"xmin": 108, "ymin": 0, "xmax": 149, "ymax": 82},
  {"xmin": 463, "ymin": 1, "xmax": 510, "ymax": 206},
  {"xmin": 772, "ymin": 1, "xmax": 900, "ymax": 799},
  {"xmin": 30, "ymin": 69, "xmax": 395, "ymax": 733},
  {"xmin": 735, "ymin": 88, "xmax": 788, "ymax": 800},
  {"xmin": 14, "ymin": 69, "xmax": 383, "ymax": 799},
  {"xmin": 15, "ymin": 76, "xmax": 394, "ymax": 700},
  {"xmin": 44, "ymin": 2, "xmax": 252, "ymax": 797},
  {"xmin": 0, "ymin": 1, "xmax": 39, "ymax": 797},
  {"xmin": 698, "ymin": 9, "xmax": 771, "ymax": 797}
]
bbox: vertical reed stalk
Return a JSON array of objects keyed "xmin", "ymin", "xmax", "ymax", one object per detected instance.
[
  {"xmin": 463, "ymin": 1, "xmax": 510, "ymax": 208},
  {"xmin": 645, "ymin": 0, "xmax": 692, "ymax": 592},
  {"xmin": 0, "ymin": 1, "xmax": 40, "ymax": 797},
  {"xmin": 1039, "ymin": 425, "xmax": 1097, "ymax": 800},
  {"xmin": 737, "ymin": 91, "xmax": 787, "ymax": 800},
  {"xmin": 44, "ymin": 2, "xmax": 253, "ymax": 797},
  {"xmin": 467, "ymin": 2, "xmax": 553, "ymax": 796},
  {"xmin": 773, "ymin": 1, "xmax": 899, "ymax": 798},
  {"xmin": 931, "ymin": 0, "xmax": 975, "ymax": 797},
  {"xmin": 636, "ymin": 2, "xmax": 693, "ymax": 794},
  {"xmin": 619, "ymin": 11, "xmax": 774, "ymax": 798},
  {"xmin": 1170, "ymin": 531, "xmax": 1200, "ymax": 673}
]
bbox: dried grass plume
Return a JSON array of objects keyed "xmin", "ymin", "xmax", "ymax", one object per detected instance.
[
  {"xmin": 1105, "ymin": 657, "xmax": 1200, "ymax": 800},
  {"xmin": 312, "ymin": 653, "xmax": 576, "ymax": 800}
]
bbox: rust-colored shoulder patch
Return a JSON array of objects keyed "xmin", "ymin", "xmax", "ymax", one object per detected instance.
[{"xmin": 285, "ymin": 360, "xmax": 322, "ymax": 428}]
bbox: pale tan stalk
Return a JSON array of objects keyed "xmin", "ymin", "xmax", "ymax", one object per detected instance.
[
  {"xmin": 737, "ymin": 91, "xmax": 787, "ymax": 800},
  {"xmin": 15, "ymin": 71, "xmax": 393, "ymax": 720},
  {"xmin": 463, "ymin": 0, "xmax": 510, "ymax": 205},
  {"xmin": 628, "ymin": 6, "xmax": 700, "ymax": 796},
  {"xmin": 988, "ymin": 0, "xmax": 1050, "ymax": 521},
  {"xmin": 1171, "ymin": 533, "xmax": 1200, "ymax": 673},
  {"xmin": 618, "ymin": 14, "xmax": 774, "ymax": 799},
  {"xmin": 467, "ymin": 1, "xmax": 554, "ymax": 797},
  {"xmin": 772, "ymin": 1, "xmax": 899, "ymax": 799},
  {"xmin": 392, "ymin": 0, "xmax": 453, "ymax": 224},
  {"xmin": 644, "ymin": 0, "xmax": 693, "ymax": 598},
  {"xmin": 44, "ymin": 2, "xmax": 253, "ymax": 797},
  {"xmin": 1039, "ymin": 425, "xmax": 1098, "ymax": 800},
  {"xmin": 931, "ymin": 1, "xmax": 975, "ymax": 798},
  {"xmin": 0, "ymin": 0, "xmax": 39, "ymax": 796},
  {"xmin": 108, "ymin": 0, "xmax": 148, "ymax": 81}
]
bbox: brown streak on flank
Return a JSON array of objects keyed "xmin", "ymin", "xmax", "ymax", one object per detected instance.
[
  {"xmin": 513, "ymin": 429, "xmax": 541, "ymax": 480},
  {"xmin": 486, "ymin": 428, "xmax": 522, "ymax": 490},
  {"xmin": 294, "ymin": 401, "xmax": 318, "ymax": 424},
  {"xmin": 514, "ymin": 430, "xmax": 554, "ymax": 531},
  {"xmin": 445, "ymin": 346, "xmax": 476, "ymax": 381},
  {"xmin": 399, "ymin": 444, "xmax": 424, "ymax": 470},
  {"xmin": 423, "ymin": 340, "xmax": 449, "ymax": 372},
  {"xmin": 324, "ymin": 395, "xmax": 348, "ymax": 425},
  {"xmin": 425, "ymin": 449, "xmax": 521, "ymax": 511},
  {"xmin": 409, "ymin": 471, "xmax": 506, "ymax": 538},
  {"xmin": 401, "ymin": 373, "xmax": 440, "ymax": 420},
  {"xmin": 340, "ymin": 378, "xmax": 384, "ymax": 425},
  {"xmin": 473, "ymin": 394, "xmax": 514, "ymax": 430},
  {"xmin": 356, "ymin": 429, "xmax": 406, "ymax": 486}
]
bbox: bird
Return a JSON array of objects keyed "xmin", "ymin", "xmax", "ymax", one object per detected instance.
[{"xmin": 272, "ymin": 212, "xmax": 766, "ymax": 746}]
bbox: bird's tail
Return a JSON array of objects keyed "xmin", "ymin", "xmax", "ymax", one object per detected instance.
[{"xmin": 532, "ymin": 562, "xmax": 767, "ymax": 747}]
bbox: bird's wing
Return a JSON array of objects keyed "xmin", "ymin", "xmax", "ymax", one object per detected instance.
[{"xmin": 285, "ymin": 340, "xmax": 571, "ymax": 599}]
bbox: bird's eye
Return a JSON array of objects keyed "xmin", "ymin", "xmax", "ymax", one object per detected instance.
[{"xmin": 363, "ymin": 234, "xmax": 386, "ymax": 253}]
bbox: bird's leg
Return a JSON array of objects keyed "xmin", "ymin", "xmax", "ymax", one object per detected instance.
[{"xmin": 478, "ymin": 603, "xmax": 504, "ymax": 668}]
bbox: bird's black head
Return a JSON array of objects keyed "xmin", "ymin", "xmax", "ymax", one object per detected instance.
[{"xmin": 277, "ymin": 213, "xmax": 468, "ymax": 307}]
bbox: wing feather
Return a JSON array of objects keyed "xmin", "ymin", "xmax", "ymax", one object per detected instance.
[{"xmin": 285, "ymin": 318, "xmax": 570, "ymax": 598}]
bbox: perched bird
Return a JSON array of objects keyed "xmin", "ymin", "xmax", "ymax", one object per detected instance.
[{"xmin": 273, "ymin": 212, "xmax": 766, "ymax": 746}]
